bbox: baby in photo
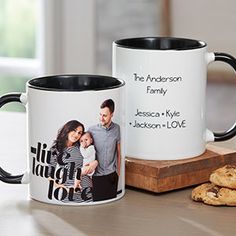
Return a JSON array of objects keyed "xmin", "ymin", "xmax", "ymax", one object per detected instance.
[
  {"xmin": 80, "ymin": 131, "xmax": 96, "ymax": 176},
  {"xmin": 75, "ymin": 132, "xmax": 96, "ymax": 190}
]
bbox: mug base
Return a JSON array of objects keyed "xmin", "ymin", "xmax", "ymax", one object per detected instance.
[
  {"xmin": 29, "ymin": 190, "xmax": 125, "ymax": 206},
  {"xmin": 126, "ymin": 149, "xmax": 206, "ymax": 161}
]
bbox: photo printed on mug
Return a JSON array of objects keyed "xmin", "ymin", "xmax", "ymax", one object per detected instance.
[{"xmin": 0, "ymin": 75, "xmax": 125, "ymax": 205}]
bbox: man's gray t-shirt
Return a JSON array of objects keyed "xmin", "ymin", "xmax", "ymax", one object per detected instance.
[{"xmin": 88, "ymin": 122, "xmax": 120, "ymax": 176}]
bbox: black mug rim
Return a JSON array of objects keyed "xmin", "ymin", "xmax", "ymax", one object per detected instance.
[
  {"xmin": 27, "ymin": 74, "xmax": 125, "ymax": 92},
  {"xmin": 114, "ymin": 37, "xmax": 206, "ymax": 50}
]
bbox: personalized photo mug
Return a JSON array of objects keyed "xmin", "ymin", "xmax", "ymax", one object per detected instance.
[
  {"xmin": 0, "ymin": 75, "xmax": 125, "ymax": 205},
  {"xmin": 113, "ymin": 37, "xmax": 236, "ymax": 160}
]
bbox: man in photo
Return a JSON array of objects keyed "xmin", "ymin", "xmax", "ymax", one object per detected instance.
[{"xmin": 89, "ymin": 99, "xmax": 121, "ymax": 201}]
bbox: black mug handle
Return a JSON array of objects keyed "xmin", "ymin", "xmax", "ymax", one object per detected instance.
[
  {"xmin": 0, "ymin": 93, "xmax": 26, "ymax": 184},
  {"xmin": 212, "ymin": 53, "xmax": 236, "ymax": 141}
]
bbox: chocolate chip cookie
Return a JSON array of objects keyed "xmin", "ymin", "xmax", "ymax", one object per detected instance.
[
  {"xmin": 210, "ymin": 165, "xmax": 236, "ymax": 189},
  {"xmin": 191, "ymin": 182, "xmax": 236, "ymax": 206}
]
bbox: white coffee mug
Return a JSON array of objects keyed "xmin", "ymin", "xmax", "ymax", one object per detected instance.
[
  {"xmin": 0, "ymin": 75, "xmax": 125, "ymax": 205},
  {"xmin": 113, "ymin": 37, "xmax": 236, "ymax": 160}
]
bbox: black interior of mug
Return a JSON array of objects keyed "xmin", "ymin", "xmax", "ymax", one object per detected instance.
[
  {"xmin": 115, "ymin": 37, "xmax": 206, "ymax": 50},
  {"xmin": 28, "ymin": 75, "xmax": 124, "ymax": 91}
]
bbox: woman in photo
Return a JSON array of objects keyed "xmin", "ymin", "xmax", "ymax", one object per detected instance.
[{"xmin": 49, "ymin": 120, "xmax": 97, "ymax": 203}]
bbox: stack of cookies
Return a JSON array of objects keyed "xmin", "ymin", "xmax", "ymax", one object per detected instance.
[{"xmin": 191, "ymin": 165, "xmax": 236, "ymax": 206}]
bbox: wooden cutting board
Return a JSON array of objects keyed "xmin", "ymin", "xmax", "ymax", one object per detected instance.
[{"xmin": 125, "ymin": 144, "xmax": 236, "ymax": 193}]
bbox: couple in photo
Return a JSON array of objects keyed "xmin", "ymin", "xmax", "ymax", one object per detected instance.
[{"xmin": 49, "ymin": 99, "xmax": 121, "ymax": 202}]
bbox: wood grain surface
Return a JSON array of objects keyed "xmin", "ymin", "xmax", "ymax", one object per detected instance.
[{"xmin": 125, "ymin": 144, "xmax": 236, "ymax": 193}]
